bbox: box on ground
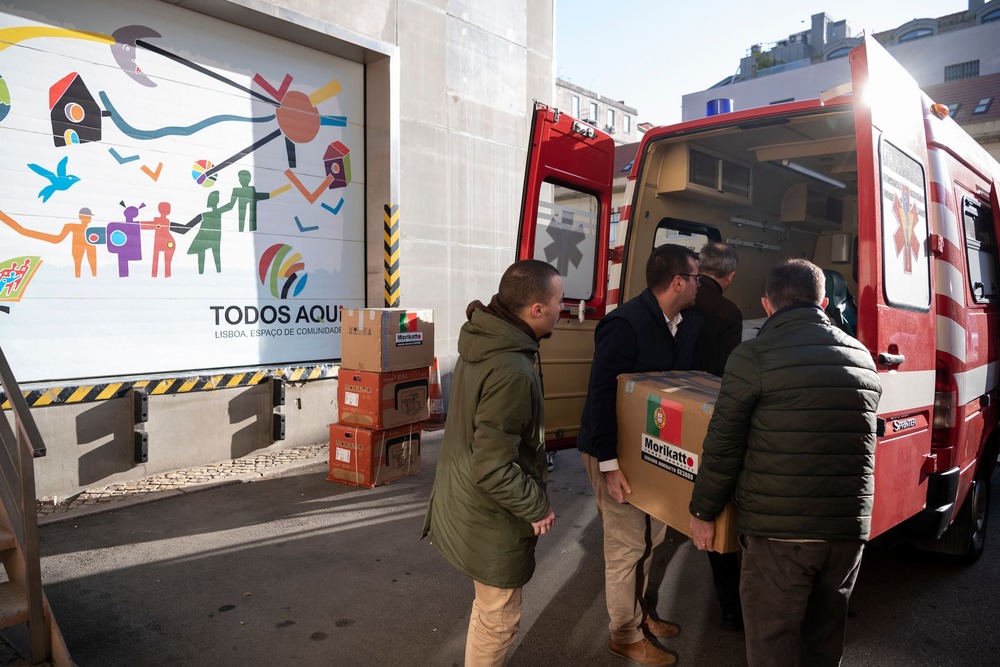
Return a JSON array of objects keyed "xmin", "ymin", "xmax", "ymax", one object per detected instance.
[
  {"xmin": 328, "ymin": 423, "xmax": 421, "ymax": 488},
  {"xmin": 341, "ymin": 308, "xmax": 434, "ymax": 372},
  {"xmin": 338, "ymin": 367, "xmax": 429, "ymax": 429},
  {"xmin": 617, "ymin": 370, "xmax": 739, "ymax": 553}
]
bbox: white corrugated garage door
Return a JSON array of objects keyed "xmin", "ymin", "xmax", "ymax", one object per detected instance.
[{"xmin": 0, "ymin": 0, "xmax": 365, "ymax": 381}]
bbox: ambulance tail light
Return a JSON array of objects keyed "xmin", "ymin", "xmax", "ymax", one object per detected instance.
[{"xmin": 932, "ymin": 365, "xmax": 957, "ymax": 445}]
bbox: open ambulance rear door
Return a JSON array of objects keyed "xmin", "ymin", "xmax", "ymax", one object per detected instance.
[
  {"xmin": 851, "ymin": 35, "xmax": 936, "ymax": 538},
  {"xmin": 517, "ymin": 102, "xmax": 615, "ymax": 449}
]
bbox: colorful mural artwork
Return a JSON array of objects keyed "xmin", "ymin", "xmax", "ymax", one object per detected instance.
[
  {"xmin": 0, "ymin": 0, "xmax": 365, "ymax": 381},
  {"xmin": 0, "ymin": 256, "xmax": 42, "ymax": 314}
]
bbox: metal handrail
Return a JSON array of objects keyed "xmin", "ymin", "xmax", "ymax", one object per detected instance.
[{"xmin": 0, "ymin": 345, "xmax": 48, "ymax": 662}]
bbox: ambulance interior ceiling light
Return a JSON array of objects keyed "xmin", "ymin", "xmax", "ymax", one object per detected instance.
[{"xmin": 773, "ymin": 159, "xmax": 847, "ymax": 189}]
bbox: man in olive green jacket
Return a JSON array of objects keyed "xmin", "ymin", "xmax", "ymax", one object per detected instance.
[
  {"xmin": 422, "ymin": 259, "xmax": 562, "ymax": 666},
  {"xmin": 689, "ymin": 259, "xmax": 881, "ymax": 667}
]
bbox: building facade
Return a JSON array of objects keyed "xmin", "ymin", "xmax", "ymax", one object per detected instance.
[
  {"xmin": 682, "ymin": 0, "xmax": 1000, "ymax": 161},
  {"xmin": 555, "ymin": 78, "xmax": 640, "ymax": 145}
]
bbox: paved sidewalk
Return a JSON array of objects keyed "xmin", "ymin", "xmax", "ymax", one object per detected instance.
[{"xmin": 36, "ymin": 442, "xmax": 329, "ymax": 525}]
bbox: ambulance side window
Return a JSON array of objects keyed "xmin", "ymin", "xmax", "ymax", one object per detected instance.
[
  {"xmin": 962, "ymin": 197, "xmax": 999, "ymax": 304},
  {"xmin": 879, "ymin": 140, "xmax": 930, "ymax": 311},
  {"xmin": 537, "ymin": 183, "xmax": 600, "ymax": 302},
  {"xmin": 652, "ymin": 219, "xmax": 722, "ymax": 254}
]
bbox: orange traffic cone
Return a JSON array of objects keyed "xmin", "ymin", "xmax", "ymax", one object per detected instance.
[{"xmin": 425, "ymin": 356, "xmax": 445, "ymax": 431}]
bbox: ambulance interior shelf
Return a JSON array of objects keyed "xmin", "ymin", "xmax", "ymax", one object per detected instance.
[{"xmin": 780, "ymin": 182, "xmax": 845, "ymax": 230}]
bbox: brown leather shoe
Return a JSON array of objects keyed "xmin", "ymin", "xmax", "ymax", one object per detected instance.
[
  {"xmin": 642, "ymin": 616, "xmax": 681, "ymax": 639},
  {"xmin": 609, "ymin": 638, "xmax": 678, "ymax": 666}
]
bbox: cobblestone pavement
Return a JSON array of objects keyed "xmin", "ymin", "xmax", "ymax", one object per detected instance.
[{"xmin": 36, "ymin": 443, "xmax": 329, "ymax": 524}]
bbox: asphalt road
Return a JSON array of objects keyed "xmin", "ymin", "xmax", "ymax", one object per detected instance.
[{"xmin": 37, "ymin": 432, "xmax": 1000, "ymax": 666}]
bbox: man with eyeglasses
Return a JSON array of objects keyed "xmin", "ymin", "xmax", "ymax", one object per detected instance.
[{"xmin": 577, "ymin": 243, "xmax": 702, "ymax": 667}]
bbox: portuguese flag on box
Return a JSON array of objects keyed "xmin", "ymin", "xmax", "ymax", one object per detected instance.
[
  {"xmin": 399, "ymin": 312, "xmax": 419, "ymax": 332},
  {"xmin": 646, "ymin": 394, "xmax": 683, "ymax": 444}
]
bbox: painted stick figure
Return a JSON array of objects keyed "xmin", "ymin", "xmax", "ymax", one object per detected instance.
[
  {"xmin": 141, "ymin": 202, "xmax": 176, "ymax": 278},
  {"xmin": 107, "ymin": 202, "xmax": 144, "ymax": 277},
  {"xmin": 187, "ymin": 191, "xmax": 235, "ymax": 274},
  {"xmin": 230, "ymin": 169, "xmax": 269, "ymax": 232},
  {"xmin": 0, "ymin": 206, "xmax": 97, "ymax": 278}
]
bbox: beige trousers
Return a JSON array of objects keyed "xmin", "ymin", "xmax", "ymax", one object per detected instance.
[
  {"xmin": 465, "ymin": 580, "xmax": 523, "ymax": 667},
  {"xmin": 583, "ymin": 452, "xmax": 668, "ymax": 644}
]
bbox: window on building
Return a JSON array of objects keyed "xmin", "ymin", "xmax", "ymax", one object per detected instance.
[
  {"xmin": 607, "ymin": 108, "xmax": 615, "ymax": 129},
  {"xmin": 983, "ymin": 8, "xmax": 1000, "ymax": 22},
  {"xmin": 827, "ymin": 47, "xmax": 851, "ymax": 60},
  {"xmin": 945, "ymin": 60, "xmax": 980, "ymax": 82},
  {"xmin": 948, "ymin": 102, "xmax": 961, "ymax": 117},
  {"xmin": 623, "ymin": 115, "xmax": 631, "ymax": 134},
  {"xmin": 899, "ymin": 27, "xmax": 933, "ymax": 42},
  {"xmin": 974, "ymin": 97, "xmax": 994, "ymax": 114},
  {"xmin": 571, "ymin": 95, "xmax": 580, "ymax": 118},
  {"xmin": 589, "ymin": 101, "xmax": 598, "ymax": 124}
]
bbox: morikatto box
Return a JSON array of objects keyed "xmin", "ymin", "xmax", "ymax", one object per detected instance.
[
  {"xmin": 616, "ymin": 371, "xmax": 739, "ymax": 553},
  {"xmin": 341, "ymin": 308, "xmax": 434, "ymax": 372},
  {"xmin": 338, "ymin": 367, "xmax": 429, "ymax": 429},
  {"xmin": 328, "ymin": 423, "xmax": 421, "ymax": 488}
]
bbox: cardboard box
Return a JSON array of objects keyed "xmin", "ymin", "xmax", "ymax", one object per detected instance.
[
  {"xmin": 338, "ymin": 367, "xmax": 429, "ymax": 429},
  {"xmin": 328, "ymin": 423, "xmax": 421, "ymax": 488},
  {"xmin": 341, "ymin": 308, "xmax": 435, "ymax": 372},
  {"xmin": 616, "ymin": 371, "xmax": 739, "ymax": 553}
]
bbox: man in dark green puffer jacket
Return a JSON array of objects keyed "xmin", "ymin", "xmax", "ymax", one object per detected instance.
[
  {"xmin": 689, "ymin": 259, "xmax": 881, "ymax": 667},
  {"xmin": 422, "ymin": 259, "xmax": 562, "ymax": 667}
]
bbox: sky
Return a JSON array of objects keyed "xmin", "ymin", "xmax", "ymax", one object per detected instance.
[{"xmin": 556, "ymin": 0, "xmax": 970, "ymax": 125}]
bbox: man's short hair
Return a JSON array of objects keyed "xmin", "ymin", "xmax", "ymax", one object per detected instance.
[
  {"xmin": 765, "ymin": 259, "xmax": 826, "ymax": 310},
  {"xmin": 699, "ymin": 242, "xmax": 738, "ymax": 278},
  {"xmin": 647, "ymin": 244, "xmax": 697, "ymax": 292},
  {"xmin": 498, "ymin": 259, "xmax": 560, "ymax": 313}
]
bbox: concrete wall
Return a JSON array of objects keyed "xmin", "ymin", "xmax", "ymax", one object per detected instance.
[
  {"xmin": 399, "ymin": 0, "xmax": 556, "ymax": 376},
  {"xmin": 7, "ymin": 0, "xmax": 555, "ymax": 498}
]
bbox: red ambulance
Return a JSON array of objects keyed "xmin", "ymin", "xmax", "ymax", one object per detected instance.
[{"xmin": 519, "ymin": 35, "xmax": 1000, "ymax": 561}]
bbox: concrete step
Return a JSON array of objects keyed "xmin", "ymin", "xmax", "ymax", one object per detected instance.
[{"xmin": 0, "ymin": 582, "xmax": 28, "ymax": 628}]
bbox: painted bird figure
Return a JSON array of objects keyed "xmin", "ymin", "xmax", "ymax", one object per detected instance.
[{"xmin": 27, "ymin": 156, "xmax": 80, "ymax": 203}]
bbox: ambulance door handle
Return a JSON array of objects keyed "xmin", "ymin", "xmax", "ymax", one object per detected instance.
[{"xmin": 878, "ymin": 352, "xmax": 905, "ymax": 366}]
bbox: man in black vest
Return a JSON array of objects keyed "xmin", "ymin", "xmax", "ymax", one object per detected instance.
[
  {"xmin": 578, "ymin": 243, "xmax": 702, "ymax": 667},
  {"xmin": 690, "ymin": 241, "xmax": 744, "ymax": 632}
]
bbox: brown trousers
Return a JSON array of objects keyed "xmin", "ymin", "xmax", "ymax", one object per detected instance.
[
  {"xmin": 465, "ymin": 580, "xmax": 522, "ymax": 667},
  {"xmin": 740, "ymin": 535, "xmax": 864, "ymax": 667},
  {"xmin": 583, "ymin": 452, "xmax": 668, "ymax": 644}
]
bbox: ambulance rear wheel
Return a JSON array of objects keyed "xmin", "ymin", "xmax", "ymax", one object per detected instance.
[{"xmin": 949, "ymin": 471, "xmax": 990, "ymax": 564}]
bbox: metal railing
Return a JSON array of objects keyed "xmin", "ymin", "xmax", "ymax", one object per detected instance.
[{"xmin": 0, "ymin": 345, "xmax": 48, "ymax": 662}]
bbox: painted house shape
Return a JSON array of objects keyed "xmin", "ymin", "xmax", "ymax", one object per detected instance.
[
  {"xmin": 323, "ymin": 141, "xmax": 351, "ymax": 189},
  {"xmin": 49, "ymin": 72, "xmax": 102, "ymax": 147}
]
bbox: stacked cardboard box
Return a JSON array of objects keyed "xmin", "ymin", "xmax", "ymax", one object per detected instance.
[
  {"xmin": 329, "ymin": 308, "xmax": 434, "ymax": 488},
  {"xmin": 616, "ymin": 371, "xmax": 739, "ymax": 553}
]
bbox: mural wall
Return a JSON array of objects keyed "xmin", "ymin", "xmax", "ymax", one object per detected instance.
[{"xmin": 0, "ymin": 1, "xmax": 365, "ymax": 382}]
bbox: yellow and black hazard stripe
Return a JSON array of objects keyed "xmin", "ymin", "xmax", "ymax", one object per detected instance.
[
  {"xmin": 1, "ymin": 364, "xmax": 338, "ymax": 410},
  {"xmin": 384, "ymin": 203, "xmax": 400, "ymax": 307}
]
